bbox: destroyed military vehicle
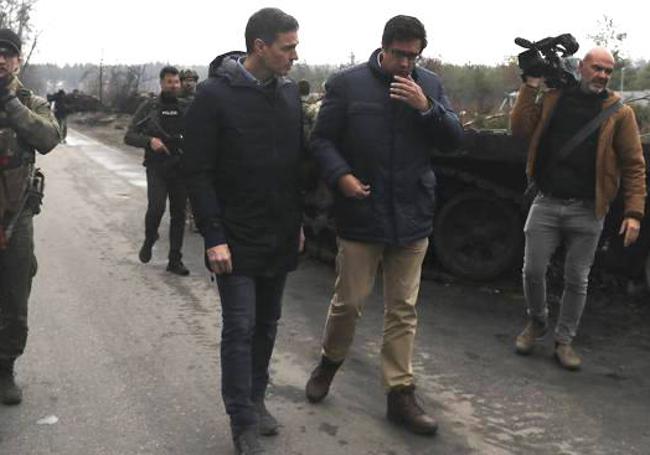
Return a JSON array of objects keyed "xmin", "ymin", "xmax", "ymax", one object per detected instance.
[{"xmin": 303, "ymin": 128, "xmax": 650, "ymax": 290}]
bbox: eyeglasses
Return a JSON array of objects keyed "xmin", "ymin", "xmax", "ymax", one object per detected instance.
[{"xmin": 387, "ymin": 48, "xmax": 421, "ymax": 63}]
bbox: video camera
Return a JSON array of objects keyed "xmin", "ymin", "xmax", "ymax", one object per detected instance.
[{"xmin": 515, "ymin": 33, "xmax": 580, "ymax": 88}]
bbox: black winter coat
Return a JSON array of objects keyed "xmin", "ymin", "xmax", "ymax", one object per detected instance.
[
  {"xmin": 310, "ymin": 49, "xmax": 463, "ymax": 245},
  {"xmin": 182, "ymin": 51, "xmax": 304, "ymax": 275}
]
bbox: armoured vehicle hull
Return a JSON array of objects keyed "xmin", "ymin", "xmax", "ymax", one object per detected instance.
[{"xmin": 303, "ymin": 128, "xmax": 650, "ymax": 289}]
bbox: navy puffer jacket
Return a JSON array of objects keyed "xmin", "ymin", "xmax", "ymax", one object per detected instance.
[
  {"xmin": 182, "ymin": 51, "xmax": 304, "ymax": 275},
  {"xmin": 310, "ymin": 49, "xmax": 463, "ymax": 244}
]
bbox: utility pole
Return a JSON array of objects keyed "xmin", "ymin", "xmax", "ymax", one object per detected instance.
[
  {"xmin": 99, "ymin": 49, "xmax": 104, "ymax": 105},
  {"xmin": 620, "ymin": 66, "xmax": 625, "ymax": 93}
]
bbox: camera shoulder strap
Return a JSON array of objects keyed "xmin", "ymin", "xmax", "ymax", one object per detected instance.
[{"xmin": 547, "ymin": 99, "xmax": 624, "ymax": 170}]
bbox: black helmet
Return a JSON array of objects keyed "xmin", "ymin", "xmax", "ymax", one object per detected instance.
[
  {"xmin": 0, "ymin": 28, "xmax": 21, "ymax": 55},
  {"xmin": 180, "ymin": 69, "xmax": 199, "ymax": 81}
]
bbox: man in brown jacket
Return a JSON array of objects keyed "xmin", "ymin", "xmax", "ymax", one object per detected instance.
[{"xmin": 511, "ymin": 47, "xmax": 646, "ymax": 370}]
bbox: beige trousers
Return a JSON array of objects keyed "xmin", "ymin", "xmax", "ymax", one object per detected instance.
[{"xmin": 321, "ymin": 237, "xmax": 429, "ymax": 389}]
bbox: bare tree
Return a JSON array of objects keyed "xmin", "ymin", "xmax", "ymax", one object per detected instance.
[
  {"xmin": 587, "ymin": 15, "xmax": 628, "ymax": 63},
  {"xmin": 0, "ymin": 0, "xmax": 38, "ymax": 67},
  {"xmin": 587, "ymin": 15, "xmax": 630, "ymax": 90}
]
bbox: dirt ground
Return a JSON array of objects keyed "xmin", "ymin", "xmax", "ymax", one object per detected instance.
[{"xmin": 55, "ymin": 113, "xmax": 650, "ymax": 454}]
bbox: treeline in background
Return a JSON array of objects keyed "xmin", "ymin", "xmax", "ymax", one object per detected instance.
[
  {"xmin": 4, "ymin": 0, "xmax": 649, "ymax": 135},
  {"xmin": 20, "ymin": 58, "xmax": 650, "ymax": 135}
]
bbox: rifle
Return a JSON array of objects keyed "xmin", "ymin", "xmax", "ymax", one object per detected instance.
[
  {"xmin": 135, "ymin": 109, "xmax": 184, "ymax": 156},
  {"xmin": 3, "ymin": 166, "xmax": 44, "ymax": 243}
]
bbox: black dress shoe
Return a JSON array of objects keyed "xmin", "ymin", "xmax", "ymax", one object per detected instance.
[
  {"xmin": 0, "ymin": 360, "xmax": 22, "ymax": 406},
  {"xmin": 166, "ymin": 261, "xmax": 189, "ymax": 276},
  {"xmin": 254, "ymin": 400, "xmax": 279, "ymax": 436},
  {"xmin": 233, "ymin": 427, "xmax": 265, "ymax": 454},
  {"xmin": 138, "ymin": 235, "xmax": 158, "ymax": 263}
]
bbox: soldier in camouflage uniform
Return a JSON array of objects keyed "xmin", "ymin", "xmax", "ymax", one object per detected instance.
[
  {"xmin": 124, "ymin": 66, "xmax": 190, "ymax": 276},
  {"xmin": 180, "ymin": 69, "xmax": 199, "ymax": 101},
  {"xmin": 0, "ymin": 29, "xmax": 61, "ymax": 405},
  {"xmin": 298, "ymin": 79, "xmax": 325, "ymax": 143},
  {"xmin": 299, "ymin": 80, "xmax": 331, "ymax": 241},
  {"xmin": 179, "ymin": 70, "xmax": 200, "ymax": 232}
]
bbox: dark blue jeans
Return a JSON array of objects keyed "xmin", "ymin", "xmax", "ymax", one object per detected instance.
[{"xmin": 216, "ymin": 273, "xmax": 286, "ymax": 432}]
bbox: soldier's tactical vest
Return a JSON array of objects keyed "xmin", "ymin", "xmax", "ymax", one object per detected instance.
[
  {"xmin": 0, "ymin": 89, "xmax": 36, "ymax": 222},
  {"xmin": 0, "ymin": 89, "xmax": 36, "ymax": 168},
  {"xmin": 141, "ymin": 95, "xmax": 186, "ymax": 166}
]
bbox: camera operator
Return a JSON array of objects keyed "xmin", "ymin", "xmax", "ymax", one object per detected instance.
[
  {"xmin": 511, "ymin": 47, "xmax": 646, "ymax": 370},
  {"xmin": 125, "ymin": 66, "xmax": 190, "ymax": 276}
]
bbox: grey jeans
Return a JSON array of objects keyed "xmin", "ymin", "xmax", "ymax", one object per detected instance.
[{"xmin": 522, "ymin": 194, "xmax": 604, "ymax": 344}]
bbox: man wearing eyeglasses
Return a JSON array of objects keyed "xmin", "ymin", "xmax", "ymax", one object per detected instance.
[{"xmin": 306, "ymin": 15, "xmax": 462, "ymax": 435}]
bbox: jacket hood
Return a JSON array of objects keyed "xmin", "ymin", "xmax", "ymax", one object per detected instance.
[
  {"xmin": 208, "ymin": 50, "xmax": 247, "ymax": 79},
  {"xmin": 207, "ymin": 51, "xmax": 293, "ymax": 88}
]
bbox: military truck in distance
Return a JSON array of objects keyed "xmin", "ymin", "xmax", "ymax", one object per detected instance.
[{"xmin": 303, "ymin": 128, "xmax": 650, "ymax": 290}]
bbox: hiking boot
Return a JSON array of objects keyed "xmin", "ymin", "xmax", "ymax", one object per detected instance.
[
  {"xmin": 0, "ymin": 360, "xmax": 22, "ymax": 406},
  {"xmin": 386, "ymin": 385, "xmax": 438, "ymax": 436},
  {"xmin": 515, "ymin": 319, "xmax": 548, "ymax": 355},
  {"xmin": 253, "ymin": 400, "xmax": 279, "ymax": 436},
  {"xmin": 166, "ymin": 261, "xmax": 189, "ymax": 276},
  {"xmin": 555, "ymin": 342, "xmax": 581, "ymax": 371},
  {"xmin": 233, "ymin": 427, "xmax": 265, "ymax": 454},
  {"xmin": 138, "ymin": 236, "xmax": 158, "ymax": 263},
  {"xmin": 305, "ymin": 355, "xmax": 342, "ymax": 403}
]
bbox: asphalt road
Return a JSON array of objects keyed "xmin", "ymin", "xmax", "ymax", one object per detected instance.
[{"xmin": 0, "ymin": 130, "xmax": 649, "ymax": 455}]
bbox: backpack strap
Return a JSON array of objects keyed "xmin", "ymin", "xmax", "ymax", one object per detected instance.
[{"xmin": 547, "ymin": 100, "xmax": 624, "ymax": 171}]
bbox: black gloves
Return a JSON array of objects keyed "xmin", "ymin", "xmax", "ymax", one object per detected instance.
[{"xmin": 0, "ymin": 75, "xmax": 16, "ymax": 107}]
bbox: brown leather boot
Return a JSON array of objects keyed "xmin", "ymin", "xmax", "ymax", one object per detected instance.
[
  {"xmin": 555, "ymin": 342, "xmax": 581, "ymax": 371},
  {"xmin": 305, "ymin": 355, "xmax": 342, "ymax": 403},
  {"xmin": 387, "ymin": 385, "xmax": 438, "ymax": 436},
  {"xmin": 515, "ymin": 319, "xmax": 548, "ymax": 355}
]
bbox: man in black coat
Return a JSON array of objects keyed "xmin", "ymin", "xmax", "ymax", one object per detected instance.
[
  {"xmin": 305, "ymin": 15, "xmax": 463, "ymax": 436},
  {"xmin": 182, "ymin": 8, "xmax": 303, "ymax": 454}
]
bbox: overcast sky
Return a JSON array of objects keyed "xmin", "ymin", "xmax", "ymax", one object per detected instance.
[{"xmin": 30, "ymin": 0, "xmax": 649, "ymax": 66}]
